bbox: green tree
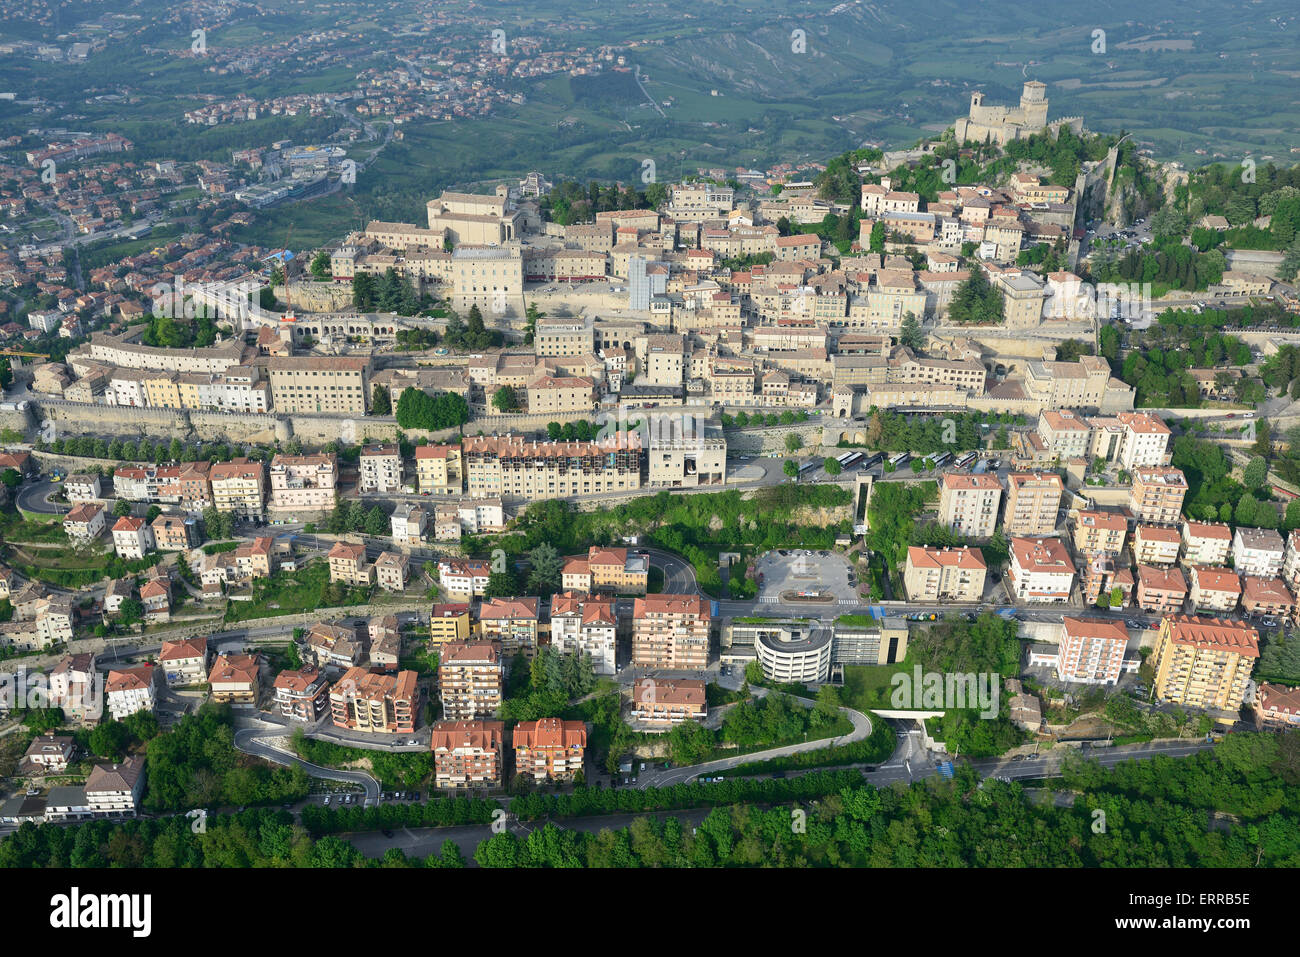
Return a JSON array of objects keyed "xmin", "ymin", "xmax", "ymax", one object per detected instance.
[
  {"xmin": 492, "ymin": 386, "xmax": 518, "ymax": 413},
  {"xmin": 485, "ymin": 569, "xmax": 519, "ymax": 598},
  {"xmin": 525, "ymin": 542, "xmax": 564, "ymax": 597},
  {"xmin": 365, "ymin": 505, "xmax": 389, "ymax": 537},
  {"xmin": 784, "ymin": 433, "xmax": 803, "ymax": 453},
  {"xmin": 310, "ymin": 251, "xmax": 331, "ymax": 280},
  {"xmin": 783, "ymin": 460, "xmax": 799, "ymax": 478},
  {"xmin": 0, "ymin": 468, "xmax": 19, "ymax": 489},
  {"xmin": 898, "ymin": 312, "xmax": 925, "ymax": 351},
  {"xmin": 118, "ymin": 597, "xmax": 144, "ymax": 625},
  {"xmin": 113, "ymin": 499, "xmax": 132, "ymax": 517},
  {"xmin": 1243, "ymin": 456, "xmax": 1269, "ymax": 489},
  {"xmin": 371, "ymin": 384, "xmax": 392, "ymax": 416},
  {"xmin": 823, "ymin": 458, "xmax": 842, "ymax": 476}
]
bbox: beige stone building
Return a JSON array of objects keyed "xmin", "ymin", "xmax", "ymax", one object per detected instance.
[
  {"xmin": 266, "ymin": 356, "xmax": 370, "ymax": 415},
  {"xmin": 1129, "ymin": 467, "xmax": 1188, "ymax": 525},
  {"xmin": 903, "ymin": 546, "xmax": 987, "ymax": 602},
  {"xmin": 210, "ymin": 458, "xmax": 266, "ymax": 517},
  {"xmin": 631, "ymin": 594, "xmax": 712, "ymax": 669},
  {"xmin": 414, "ymin": 443, "xmax": 463, "ymax": 495},
  {"xmin": 938, "ymin": 473, "xmax": 1003, "ymax": 539},
  {"xmin": 1003, "ymin": 471, "xmax": 1063, "ymax": 536}
]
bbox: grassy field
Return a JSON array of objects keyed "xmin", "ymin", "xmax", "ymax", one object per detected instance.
[
  {"xmin": 840, "ymin": 661, "xmax": 915, "ymax": 713},
  {"xmin": 223, "ymin": 560, "xmax": 371, "ymax": 624}
]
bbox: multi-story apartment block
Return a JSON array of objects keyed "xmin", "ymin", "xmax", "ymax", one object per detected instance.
[
  {"xmin": 429, "ymin": 719, "xmax": 505, "ymax": 789},
  {"xmin": 1188, "ymin": 565, "xmax": 1242, "ymax": 614},
  {"xmin": 373, "ymin": 551, "xmax": 409, "ymax": 592},
  {"xmin": 1135, "ymin": 565, "xmax": 1188, "ymax": 615},
  {"xmin": 1036, "ymin": 409, "xmax": 1093, "ymax": 461},
  {"xmin": 1256, "ymin": 683, "xmax": 1300, "ymax": 729},
  {"xmin": 1133, "ymin": 524, "xmax": 1182, "ymax": 567},
  {"xmin": 359, "ymin": 444, "xmax": 402, "ymax": 493},
  {"xmin": 158, "ymin": 637, "xmax": 208, "ymax": 686},
  {"xmin": 1183, "ymin": 521, "xmax": 1233, "ymax": 567},
  {"xmin": 266, "ymin": 356, "xmax": 370, "ymax": 415},
  {"xmin": 513, "ymin": 717, "xmax": 587, "ymax": 783},
  {"xmin": 1151, "ymin": 615, "xmax": 1259, "ymax": 711},
  {"xmin": 463, "ymin": 432, "xmax": 643, "ymax": 501},
  {"xmin": 638, "ymin": 334, "xmax": 686, "ymax": 387},
  {"xmin": 111, "ymin": 462, "xmax": 212, "ymax": 509},
  {"xmin": 390, "ymin": 503, "xmax": 428, "ymax": 545},
  {"xmin": 1240, "ymin": 576, "xmax": 1297, "ymax": 622},
  {"xmin": 631, "ymin": 594, "xmax": 712, "ymax": 669},
  {"xmin": 273, "ymin": 665, "xmax": 331, "ymax": 723},
  {"xmin": 1284, "ymin": 529, "xmax": 1300, "ymax": 593},
  {"xmin": 111, "ymin": 515, "xmax": 154, "ymax": 559},
  {"xmin": 437, "ymin": 558, "xmax": 492, "ymax": 598},
  {"xmin": 1233, "ymin": 527, "xmax": 1285, "ymax": 579},
  {"xmin": 330, "ymin": 667, "xmax": 418, "ymax": 734},
  {"xmin": 560, "ymin": 546, "xmax": 650, "ymax": 595},
  {"xmin": 1003, "ymin": 471, "xmax": 1063, "ymax": 536},
  {"xmin": 903, "ymin": 546, "xmax": 987, "ymax": 602},
  {"xmin": 151, "ymin": 515, "xmax": 198, "ymax": 551},
  {"xmin": 429, "ymin": 603, "xmax": 472, "ymax": 644},
  {"xmin": 1074, "ymin": 508, "xmax": 1128, "ymax": 556},
  {"xmin": 937, "ymin": 473, "xmax": 1003, "ymax": 539},
  {"xmin": 209, "ymin": 458, "xmax": 266, "ymax": 517},
  {"xmin": 105, "ymin": 665, "xmax": 156, "ymax": 720},
  {"xmin": 233, "ymin": 535, "xmax": 276, "ymax": 579},
  {"xmin": 50, "ymin": 653, "xmax": 98, "ymax": 721},
  {"xmin": 1056, "ymin": 616, "xmax": 1129, "ymax": 685},
  {"xmin": 64, "ymin": 473, "xmax": 101, "ymax": 502},
  {"xmin": 208, "ymin": 653, "xmax": 261, "ymax": 705},
  {"xmin": 414, "ymin": 443, "xmax": 463, "ymax": 495},
  {"xmin": 438, "ymin": 641, "xmax": 504, "ymax": 720},
  {"xmin": 1114, "ymin": 412, "xmax": 1173, "ymax": 469},
  {"xmin": 63, "ymin": 503, "xmax": 106, "ymax": 542},
  {"xmin": 534, "ymin": 316, "xmax": 595, "ymax": 357},
  {"xmin": 630, "ymin": 677, "xmax": 707, "ymax": 727},
  {"xmin": 1129, "ymin": 467, "xmax": 1187, "ymax": 524},
  {"xmin": 1007, "ymin": 536, "xmax": 1075, "ymax": 603},
  {"xmin": 328, "ymin": 541, "xmax": 374, "ymax": 587},
  {"xmin": 85, "ymin": 756, "xmax": 146, "ymax": 818},
  {"xmin": 549, "ymin": 592, "xmax": 618, "ymax": 676},
  {"xmin": 478, "ymin": 597, "xmax": 540, "ymax": 659},
  {"xmin": 305, "ymin": 621, "xmax": 365, "ymax": 670},
  {"xmin": 268, "ymin": 453, "xmax": 338, "ymax": 513}
]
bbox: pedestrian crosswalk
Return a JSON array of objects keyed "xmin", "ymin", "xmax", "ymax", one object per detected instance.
[{"xmin": 758, "ymin": 596, "xmax": 780, "ymax": 604}]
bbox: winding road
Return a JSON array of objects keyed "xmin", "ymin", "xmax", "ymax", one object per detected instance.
[{"xmin": 233, "ymin": 722, "xmax": 381, "ymax": 804}]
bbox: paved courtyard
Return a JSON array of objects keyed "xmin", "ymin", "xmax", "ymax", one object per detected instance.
[{"xmin": 754, "ymin": 549, "xmax": 861, "ymax": 606}]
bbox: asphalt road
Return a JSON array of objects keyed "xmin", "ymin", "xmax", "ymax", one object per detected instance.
[
  {"xmin": 15, "ymin": 478, "xmax": 61, "ymax": 514},
  {"xmin": 233, "ymin": 722, "xmax": 381, "ymax": 803},
  {"xmin": 634, "ymin": 690, "xmax": 873, "ymax": 789}
]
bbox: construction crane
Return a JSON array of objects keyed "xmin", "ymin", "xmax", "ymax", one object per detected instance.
[{"xmin": 0, "ymin": 349, "xmax": 51, "ymax": 359}]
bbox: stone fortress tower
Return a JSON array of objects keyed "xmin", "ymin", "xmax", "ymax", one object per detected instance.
[{"xmin": 954, "ymin": 81, "xmax": 1082, "ymax": 146}]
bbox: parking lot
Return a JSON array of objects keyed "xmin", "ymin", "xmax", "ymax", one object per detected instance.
[{"xmin": 754, "ymin": 549, "xmax": 860, "ymax": 605}]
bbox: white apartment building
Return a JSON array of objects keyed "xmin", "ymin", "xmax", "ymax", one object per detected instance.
[
  {"xmin": 1233, "ymin": 527, "xmax": 1285, "ymax": 580},
  {"xmin": 1056, "ymin": 616, "xmax": 1128, "ymax": 685},
  {"xmin": 1008, "ymin": 536, "xmax": 1075, "ymax": 603},
  {"xmin": 1183, "ymin": 521, "xmax": 1233, "ymax": 567},
  {"xmin": 549, "ymin": 592, "xmax": 618, "ymax": 676},
  {"xmin": 111, "ymin": 516, "xmax": 154, "ymax": 560},
  {"xmin": 105, "ymin": 666, "xmax": 156, "ymax": 720},
  {"xmin": 358, "ymin": 444, "xmax": 403, "ymax": 493}
]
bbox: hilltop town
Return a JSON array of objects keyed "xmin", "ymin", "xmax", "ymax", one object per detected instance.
[{"xmin": 0, "ymin": 73, "xmax": 1298, "ymax": 878}]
